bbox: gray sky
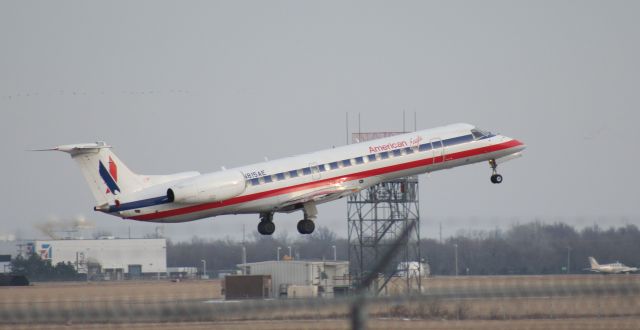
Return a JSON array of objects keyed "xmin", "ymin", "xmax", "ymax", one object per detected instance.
[{"xmin": 1, "ymin": 1, "xmax": 639, "ymax": 241}]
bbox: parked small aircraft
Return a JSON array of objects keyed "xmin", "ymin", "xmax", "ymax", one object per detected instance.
[{"xmin": 586, "ymin": 257, "xmax": 638, "ymax": 274}]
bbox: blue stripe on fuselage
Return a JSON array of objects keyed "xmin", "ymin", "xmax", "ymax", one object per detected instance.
[
  {"xmin": 108, "ymin": 195, "xmax": 171, "ymax": 213},
  {"xmin": 99, "ymin": 161, "xmax": 120, "ymax": 194}
]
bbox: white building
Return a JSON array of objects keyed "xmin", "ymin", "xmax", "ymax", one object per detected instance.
[
  {"xmin": 33, "ymin": 238, "xmax": 166, "ymax": 278},
  {"xmin": 238, "ymin": 260, "xmax": 350, "ymax": 298}
]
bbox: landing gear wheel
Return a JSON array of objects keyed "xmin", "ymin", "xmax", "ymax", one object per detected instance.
[
  {"xmin": 257, "ymin": 212, "xmax": 275, "ymax": 235},
  {"xmin": 297, "ymin": 219, "xmax": 315, "ymax": 234},
  {"xmin": 488, "ymin": 159, "xmax": 503, "ymax": 184},
  {"xmin": 258, "ymin": 221, "xmax": 275, "ymax": 235}
]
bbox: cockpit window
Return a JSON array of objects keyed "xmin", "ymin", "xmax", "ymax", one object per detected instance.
[{"xmin": 471, "ymin": 128, "xmax": 493, "ymax": 140}]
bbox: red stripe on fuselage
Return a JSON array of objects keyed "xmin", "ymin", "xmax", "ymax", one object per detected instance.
[{"xmin": 130, "ymin": 139, "xmax": 523, "ymax": 221}]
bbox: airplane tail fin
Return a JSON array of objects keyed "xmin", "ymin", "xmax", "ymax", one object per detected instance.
[
  {"xmin": 588, "ymin": 257, "xmax": 599, "ymax": 268},
  {"xmin": 37, "ymin": 142, "xmax": 144, "ymax": 205}
]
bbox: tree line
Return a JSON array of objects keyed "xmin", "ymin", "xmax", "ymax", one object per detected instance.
[
  {"xmin": 168, "ymin": 221, "xmax": 640, "ymax": 276},
  {"xmin": 10, "ymin": 254, "xmax": 81, "ymax": 281}
]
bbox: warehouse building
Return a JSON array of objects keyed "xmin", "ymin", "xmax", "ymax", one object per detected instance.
[
  {"xmin": 237, "ymin": 260, "xmax": 349, "ymax": 298},
  {"xmin": 33, "ymin": 238, "xmax": 166, "ymax": 280}
]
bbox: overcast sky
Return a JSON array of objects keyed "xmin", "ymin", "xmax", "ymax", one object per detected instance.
[{"xmin": 1, "ymin": 1, "xmax": 639, "ymax": 242}]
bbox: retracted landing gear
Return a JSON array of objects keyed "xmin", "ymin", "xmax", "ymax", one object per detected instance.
[
  {"xmin": 489, "ymin": 159, "xmax": 503, "ymax": 184},
  {"xmin": 297, "ymin": 202, "xmax": 317, "ymax": 235},
  {"xmin": 257, "ymin": 212, "xmax": 275, "ymax": 235}
]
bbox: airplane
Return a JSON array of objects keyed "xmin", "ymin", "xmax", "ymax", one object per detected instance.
[
  {"xmin": 40, "ymin": 123, "xmax": 525, "ymax": 235},
  {"xmin": 586, "ymin": 257, "xmax": 638, "ymax": 274}
]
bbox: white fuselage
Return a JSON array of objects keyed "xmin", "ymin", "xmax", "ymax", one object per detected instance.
[
  {"xmin": 591, "ymin": 263, "xmax": 638, "ymax": 274},
  {"xmin": 116, "ymin": 123, "xmax": 525, "ymax": 223}
]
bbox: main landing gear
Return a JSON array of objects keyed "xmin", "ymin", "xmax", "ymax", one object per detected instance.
[
  {"xmin": 257, "ymin": 212, "xmax": 275, "ymax": 235},
  {"xmin": 489, "ymin": 159, "xmax": 503, "ymax": 184},
  {"xmin": 257, "ymin": 203, "xmax": 318, "ymax": 235},
  {"xmin": 297, "ymin": 202, "xmax": 317, "ymax": 235}
]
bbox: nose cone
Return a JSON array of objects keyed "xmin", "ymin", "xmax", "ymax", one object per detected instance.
[{"xmin": 512, "ymin": 139, "xmax": 526, "ymax": 152}]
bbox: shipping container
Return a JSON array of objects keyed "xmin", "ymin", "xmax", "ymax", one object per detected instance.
[{"xmin": 224, "ymin": 275, "xmax": 271, "ymax": 300}]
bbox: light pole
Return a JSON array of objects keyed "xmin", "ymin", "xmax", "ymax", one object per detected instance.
[
  {"xmin": 201, "ymin": 259, "xmax": 206, "ymax": 279},
  {"xmin": 277, "ymin": 247, "xmax": 281, "ymax": 261},
  {"xmin": 288, "ymin": 246, "xmax": 292, "ymax": 258},
  {"xmin": 454, "ymin": 244, "xmax": 459, "ymax": 276},
  {"xmin": 332, "ymin": 245, "xmax": 337, "ymax": 261}
]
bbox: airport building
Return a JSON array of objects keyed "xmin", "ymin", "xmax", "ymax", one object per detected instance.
[
  {"xmin": 237, "ymin": 260, "xmax": 350, "ymax": 298},
  {"xmin": 33, "ymin": 238, "xmax": 167, "ymax": 279}
]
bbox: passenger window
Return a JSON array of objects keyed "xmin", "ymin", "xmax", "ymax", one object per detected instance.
[
  {"xmin": 355, "ymin": 157, "xmax": 364, "ymax": 164},
  {"xmin": 302, "ymin": 167, "xmax": 312, "ymax": 175},
  {"xmin": 367, "ymin": 154, "xmax": 377, "ymax": 162},
  {"xmin": 419, "ymin": 143, "xmax": 430, "ymax": 152},
  {"xmin": 276, "ymin": 173, "xmax": 285, "ymax": 181},
  {"xmin": 330, "ymin": 162, "xmax": 339, "ymax": 170},
  {"xmin": 380, "ymin": 152, "xmax": 389, "ymax": 159},
  {"xmin": 289, "ymin": 170, "xmax": 299, "ymax": 178},
  {"xmin": 251, "ymin": 178, "xmax": 260, "ymax": 186},
  {"xmin": 392, "ymin": 149, "xmax": 402, "ymax": 157},
  {"xmin": 342, "ymin": 159, "xmax": 352, "ymax": 167},
  {"xmin": 318, "ymin": 164, "xmax": 326, "ymax": 172},
  {"xmin": 262, "ymin": 175, "xmax": 273, "ymax": 183},
  {"xmin": 404, "ymin": 147, "xmax": 414, "ymax": 154}
]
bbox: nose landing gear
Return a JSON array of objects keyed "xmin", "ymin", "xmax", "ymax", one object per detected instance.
[{"xmin": 489, "ymin": 159, "xmax": 503, "ymax": 184}]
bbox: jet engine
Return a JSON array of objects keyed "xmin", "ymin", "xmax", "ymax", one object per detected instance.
[{"xmin": 167, "ymin": 170, "xmax": 246, "ymax": 204}]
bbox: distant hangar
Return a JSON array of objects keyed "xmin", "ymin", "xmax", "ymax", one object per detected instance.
[{"xmin": 33, "ymin": 238, "xmax": 166, "ymax": 279}]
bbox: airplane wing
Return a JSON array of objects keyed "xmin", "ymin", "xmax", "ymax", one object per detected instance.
[{"xmin": 275, "ymin": 187, "xmax": 360, "ymax": 213}]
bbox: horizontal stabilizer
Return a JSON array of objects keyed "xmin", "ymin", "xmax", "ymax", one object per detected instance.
[{"xmin": 30, "ymin": 142, "xmax": 111, "ymax": 155}]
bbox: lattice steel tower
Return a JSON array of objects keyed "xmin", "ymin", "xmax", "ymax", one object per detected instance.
[{"xmin": 348, "ymin": 133, "xmax": 422, "ymax": 294}]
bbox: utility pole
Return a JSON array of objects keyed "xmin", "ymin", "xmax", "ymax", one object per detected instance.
[
  {"xmin": 242, "ymin": 225, "xmax": 247, "ymax": 274},
  {"xmin": 454, "ymin": 243, "xmax": 459, "ymax": 276},
  {"xmin": 277, "ymin": 247, "xmax": 281, "ymax": 261},
  {"xmin": 567, "ymin": 246, "xmax": 571, "ymax": 274},
  {"xmin": 403, "ymin": 110, "xmax": 406, "ymax": 132},
  {"xmin": 201, "ymin": 259, "xmax": 206, "ymax": 279},
  {"xmin": 346, "ymin": 112, "xmax": 349, "ymax": 145},
  {"xmin": 288, "ymin": 246, "xmax": 292, "ymax": 258},
  {"xmin": 332, "ymin": 245, "xmax": 337, "ymax": 261}
]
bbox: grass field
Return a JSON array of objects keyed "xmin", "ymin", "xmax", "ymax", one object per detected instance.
[{"xmin": 1, "ymin": 275, "xmax": 639, "ymax": 329}]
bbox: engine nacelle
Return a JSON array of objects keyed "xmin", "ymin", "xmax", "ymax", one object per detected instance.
[{"xmin": 167, "ymin": 170, "xmax": 246, "ymax": 204}]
